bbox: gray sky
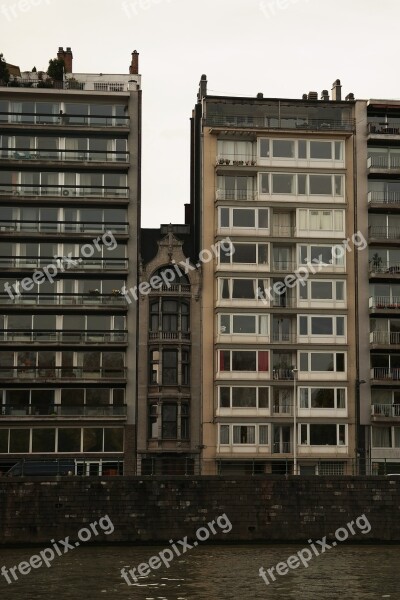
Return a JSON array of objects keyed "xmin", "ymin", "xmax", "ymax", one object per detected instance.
[{"xmin": 1, "ymin": 0, "xmax": 399, "ymax": 227}]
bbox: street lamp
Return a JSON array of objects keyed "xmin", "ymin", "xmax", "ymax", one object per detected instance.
[{"xmin": 292, "ymin": 368, "xmax": 298, "ymax": 475}]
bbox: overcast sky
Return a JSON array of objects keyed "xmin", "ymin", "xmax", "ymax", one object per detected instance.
[{"xmin": 1, "ymin": 0, "xmax": 399, "ymax": 227}]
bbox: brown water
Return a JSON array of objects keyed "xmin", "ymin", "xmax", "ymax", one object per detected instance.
[{"xmin": 0, "ymin": 544, "xmax": 398, "ymax": 599}]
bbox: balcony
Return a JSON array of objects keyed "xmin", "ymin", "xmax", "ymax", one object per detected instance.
[
  {"xmin": 0, "ymin": 293, "xmax": 127, "ymax": 308},
  {"xmin": 368, "ymin": 122, "xmax": 400, "ymax": 136},
  {"xmin": 149, "ymin": 284, "xmax": 191, "ymax": 294},
  {"xmin": 369, "ymin": 296, "xmax": 400, "ymax": 312},
  {"xmin": 206, "ymin": 115, "xmax": 355, "ymax": 132},
  {"xmin": 271, "ymin": 226, "xmax": 296, "ymax": 238},
  {"xmin": 271, "ymin": 261, "xmax": 297, "ymax": 273},
  {"xmin": 369, "ymin": 225, "xmax": 400, "ymax": 242},
  {"xmin": 148, "ymin": 331, "xmax": 190, "ymax": 342},
  {"xmin": 0, "ymin": 220, "xmax": 129, "ymax": 236},
  {"xmin": 0, "ymin": 111, "xmax": 130, "ymax": 128},
  {"xmin": 270, "ymin": 333, "xmax": 297, "ymax": 344},
  {"xmin": 270, "ymin": 297, "xmax": 297, "ymax": 309},
  {"xmin": 0, "ymin": 257, "xmax": 128, "ymax": 272},
  {"xmin": 368, "ymin": 155, "xmax": 400, "ymax": 173},
  {"xmin": 216, "ymin": 155, "xmax": 257, "ymax": 167},
  {"xmin": 272, "ymin": 368, "xmax": 295, "ymax": 380},
  {"xmin": 368, "ymin": 191, "xmax": 400, "ymax": 208},
  {"xmin": 0, "ymin": 185, "xmax": 129, "ymax": 199},
  {"xmin": 371, "ymin": 404, "xmax": 400, "ymax": 420},
  {"xmin": 216, "ymin": 189, "xmax": 257, "ymax": 201},
  {"xmin": 370, "ymin": 331, "xmax": 400, "ymax": 347},
  {"xmin": 370, "ymin": 367, "xmax": 400, "ymax": 382},
  {"xmin": 272, "ymin": 442, "xmax": 292, "ymax": 454},
  {"xmin": 0, "ymin": 367, "xmax": 127, "ymax": 382},
  {"xmin": 0, "ymin": 330, "xmax": 128, "ymax": 345},
  {"xmin": 0, "ymin": 404, "xmax": 127, "ymax": 419},
  {"xmin": 1, "ymin": 149, "xmax": 129, "ymax": 164},
  {"xmin": 272, "ymin": 402, "xmax": 293, "ymax": 416},
  {"xmin": 369, "ymin": 261, "xmax": 400, "ymax": 277}
]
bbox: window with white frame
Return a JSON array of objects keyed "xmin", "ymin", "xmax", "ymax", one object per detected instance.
[
  {"xmin": 299, "ymin": 387, "xmax": 346, "ymax": 409},
  {"xmin": 300, "ymin": 424, "xmax": 346, "ymax": 446},
  {"xmin": 219, "ymin": 423, "xmax": 269, "ymax": 445},
  {"xmin": 218, "ymin": 314, "xmax": 268, "ymax": 335},
  {"xmin": 372, "ymin": 426, "xmax": 400, "ymax": 448},
  {"xmin": 298, "ymin": 315, "xmax": 345, "ymax": 337},
  {"xmin": 217, "ymin": 176, "xmax": 255, "ymax": 200},
  {"xmin": 258, "ymin": 138, "xmax": 344, "ymax": 161},
  {"xmin": 218, "ymin": 350, "xmax": 269, "ymax": 372},
  {"xmin": 218, "ymin": 386, "xmax": 269, "ymax": 408},
  {"xmin": 220, "ymin": 242, "xmax": 269, "ymax": 265},
  {"xmin": 299, "ymin": 280, "xmax": 345, "ymax": 301},
  {"xmin": 298, "ymin": 209, "xmax": 344, "ymax": 232},
  {"xmin": 218, "ymin": 278, "xmax": 269, "ymax": 300},
  {"xmin": 299, "ymin": 244, "xmax": 345, "ymax": 266},
  {"xmin": 258, "ymin": 173, "xmax": 344, "ymax": 196},
  {"xmin": 217, "ymin": 140, "xmax": 254, "ymax": 161},
  {"xmin": 299, "ymin": 352, "xmax": 346, "ymax": 372},
  {"xmin": 219, "ymin": 207, "xmax": 269, "ymax": 230}
]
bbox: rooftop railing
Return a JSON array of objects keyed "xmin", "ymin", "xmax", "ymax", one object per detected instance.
[{"xmin": 206, "ymin": 115, "xmax": 355, "ymax": 131}]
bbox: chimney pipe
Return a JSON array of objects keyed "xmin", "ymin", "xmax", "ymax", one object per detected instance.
[
  {"xmin": 321, "ymin": 90, "xmax": 329, "ymax": 101},
  {"xmin": 130, "ymin": 50, "xmax": 139, "ymax": 75},
  {"xmin": 57, "ymin": 47, "xmax": 73, "ymax": 74},
  {"xmin": 197, "ymin": 74, "xmax": 207, "ymax": 102},
  {"xmin": 345, "ymin": 92, "xmax": 355, "ymax": 101},
  {"xmin": 331, "ymin": 79, "xmax": 342, "ymax": 101}
]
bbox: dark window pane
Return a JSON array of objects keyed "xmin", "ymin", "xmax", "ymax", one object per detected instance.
[{"xmin": 58, "ymin": 428, "xmax": 81, "ymax": 452}]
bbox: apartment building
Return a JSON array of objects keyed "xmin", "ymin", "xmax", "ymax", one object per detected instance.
[
  {"xmin": 191, "ymin": 76, "xmax": 358, "ymax": 475},
  {"xmin": 357, "ymin": 99, "xmax": 400, "ymax": 474},
  {"xmin": 0, "ymin": 47, "xmax": 141, "ymax": 475},
  {"xmin": 136, "ymin": 224, "xmax": 202, "ymax": 475}
]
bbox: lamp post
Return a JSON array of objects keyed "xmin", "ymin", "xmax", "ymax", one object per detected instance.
[{"xmin": 292, "ymin": 368, "xmax": 298, "ymax": 475}]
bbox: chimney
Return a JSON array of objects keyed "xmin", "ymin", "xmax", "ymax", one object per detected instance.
[
  {"xmin": 129, "ymin": 50, "xmax": 139, "ymax": 75},
  {"xmin": 331, "ymin": 79, "xmax": 342, "ymax": 101},
  {"xmin": 345, "ymin": 92, "xmax": 355, "ymax": 101},
  {"xmin": 302, "ymin": 94, "xmax": 308, "ymax": 100},
  {"xmin": 197, "ymin": 74, "xmax": 207, "ymax": 102},
  {"xmin": 257, "ymin": 93, "xmax": 264, "ymax": 99},
  {"xmin": 308, "ymin": 91, "xmax": 318, "ymax": 101},
  {"xmin": 56, "ymin": 46, "xmax": 73, "ymax": 74},
  {"xmin": 321, "ymin": 90, "xmax": 329, "ymax": 101}
]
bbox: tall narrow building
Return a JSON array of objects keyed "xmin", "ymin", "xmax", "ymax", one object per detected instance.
[
  {"xmin": 191, "ymin": 77, "xmax": 358, "ymax": 475},
  {"xmin": 0, "ymin": 48, "xmax": 141, "ymax": 475}
]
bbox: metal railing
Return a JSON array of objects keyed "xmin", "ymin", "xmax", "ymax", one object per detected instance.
[
  {"xmin": 370, "ymin": 367, "xmax": 400, "ymax": 381},
  {"xmin": 150, "ymin": 284, "xmax": 191, "ymax": 294},
  {"xmin": 0, "ymin": 367, "xmax": 127, "ymax": 380},
  {"xmin": 272, "ymin": 261, "xmax": 297, "ymax": 272},
  {"xmin": 1, "ymin": 404, "xmax": 127, "ymax": 417},
  {"xmin": 368, "ymin": 191, "xmax": 400, "ymax": 205},
  {"xmin": 0, "ymin": 293, "xmax": 127, "ymax": 306},
  {"xmin": 0, "ymin": 220, "xmax": 129, "ymax": 234},
  {"xmin": 272, "ymin": 368, "xmax": 296, "ymax": 380},
  {"xmin": 370, "ymin": 331, "xmax": 400, "ymax": 345},
  {"xmin": 368, "ymin": 156, "xmax": 400, "ymax": 169},
  {"xmin": 148, "ymin": 331, "xmax": 190, "ymax": 341},
  {"xmin": 271, "ymin": 226, "xmax": 296, "ymax": 237},
  {"xmin": 1, "ymin": 149, "xmax": 129, "ymax": 163},
  {"xmin": 369, "ymin": 261, "xmax": 400, "ymax": 274},
  {"xmin": 206, "ymin": 115, "xmax": 355, "ymax": 131},
  {"xmin": 0, "ymin": 330, "xmax": 128, "ymax": 344},
  {"xmin": 369, "ymin": 296, "xmax": 400, "ymax": 309},
  {"xmin": 271, "ymin": 297, "xmax": 297, "ymax": 308},
  {"xmin": 273, "ymin": 442, "xmax": 292, "ymax": 453},
  {"xmin": 368, "ymin": 122, "xmax": 400, "ymax": 135},
  {"xmin": 272, "ymin": 403, "xmax": 293, "ymax": 415},
  {"xmin": 216, "ymin": 155, "xmax": 257, "ymax": 166},
  {"xmin": 271, "ymin": 333, "xmax": 297, "ymax": 343},
  {"xmin": 0, "ymin": 185, "xmax": 129, "ymax": 198},
  {"xmin": 369, "ymin": 225, "xmax": 400, "ymax": 240},
  {"xmin": 0, "ymin": 257, "xmax": 128, "ymax": 271},
  {"xmin": 216, "ymin": 189, "xmax": 257, "ymax": 201},
  {"xmin": 371, "ymin": 404, "xmax": 400, "ymax": 418},
  {"xmin": 0, "ymin": 112, "xmax": 129, "ymax": 127}
]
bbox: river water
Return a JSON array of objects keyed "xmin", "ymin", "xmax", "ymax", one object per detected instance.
[{"xmin": 0, "ymin": 544, "xmax": 398, "ymax": 599}]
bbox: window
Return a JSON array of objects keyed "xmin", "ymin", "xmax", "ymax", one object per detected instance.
[
  {"xmin": 219, "ymin": 208, "xmax": 269, "ymax": 229},
  {"xmin": 299, "ymin": 353, "xmax": 346, "ymax": 372},
  {"xmin": 299, "ymin": 280, "xmax": 345, "ymax": 301},
  {"xmin": 218, "ymin": 386, "xmax": 269, "ymax": 409},
  {"xmin": 299, "ymin": 388, "xmax": 346, "ymax": 409},
  {"xmin": 272, "ymin": 174, "xmax": 295, "ymax": 194},
  {"xmin": 219, "ymin": 278, "xmax": 269, "ymax": 301},
  {"xmin": 217, "ymin": 176, "xmax": 255, "ymax": 200},
  {"xmin": 299, "ymin": 245, "xmax": 345, "ymax": 267},
  {"xmin": 149, "ymin": 298, "xmax": 190, "ymax": 333},
  {"xmin": 162, "ymin": 404, "xmax": 177, "ymax": 438},
  {"xmin": 220, "ymin": 243, "xmax": 268, "ymax": 265},
  {"xmin": 300, "ymin": 424, "xmax": 346, "ymax": 446},
  {"xmin": 219, "ymin": 350, "xmax": 269, "ymax": 372},
  {"xmin": 148, "ymin": 402, "xmax": 189, "ymax": 440},
  {"xmin": 272, "ymin": 140, "xmax": 295, "ymax": 158},
  {"xmin": 149, "ymin": 348, "xmax": 190, "ymax": 385},
  {"xmin": 310, "ymin": 141, "xmax": 332, "ymax": 159},
  {"xmin": 298, "ymin": 315, "xmax": 346, "ymax": 337},
  {"xmin": 219, "ymin": 314, "xmax": 268, "ymax": 335},
  {"xmin": 163, "ymin": 350, "xmax": 178, "ymax": 385},
  {"xmin": 219, "ymin": 424, "xmax": 269, "ymax": 445}
]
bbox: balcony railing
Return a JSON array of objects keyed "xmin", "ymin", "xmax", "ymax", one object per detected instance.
[
  {"xmin": 216, "ymin": 155, "xmax": 257, "ymax": 166},
  {"xmin": 368, "ymin": 156, "xmax": 400, "ymax": 169},
  {"xmin": 271, "ymin": 333, "xmax": 297, "ymax": 343},
  {"xmin": 1, "ymin": 404, "xmax": 127, "ymax": 417},
  {"xmin": 206, "ymin": 115, "xmax": 355, "ymax": 131},
  {"xmin": 0, "ymin": 367, "xmax": 127, "ymax": 380},
  {"xmin": 271, "ymin": 297, "xmax": 297, "ymax": 308},
  {"xmin": 370, "ymin": 331, "xmax": 400, "ymax": 345},
  {"xmin": 273, "ymin": 442, "xmax": 292, "ymax": 453},
  {"xmin": 0, "ymin": 330, "xmax": 128, "ymax": 344},
  {"xmin": 369, "ymin": 296, "xmax": 400, "ymax": 310},
  {"xmin": 369, "ymin": 225, "xmax": 400, "ymax": 240},
  {"xmin": 272, "ymin": 402, "xmax": 293, "ymax": 415},
  {"xmin": 148, "ymin": 331, "xmax": 191, "ymax": 341},
  {"xmin": 368, "ymin": 191, "xmax": 400, "ymax": 206},
  {"xmin": 371, "ymin": 404, "xmax": 400, "ymax": 418},
  {"xmin": 272, "ymin": 368, "xmax": 295, "ymax": 380},
  {"xmin": 0, "ymin": 293, "xmax": 127, "ymax": 306},
  {"xmin": 150, "ymin": 284, "xmax": 191, "ymax": 294},
  {"xmin": 368, "ymin": 122, "xmax": 400, "ymax": 135},
  {"xmin": 1, "ymin": 150, "xmax": 129, "ymax": 163},
  {"xmin": 0, "ymin": 257, "xmax": 128, "ymax": 271},
  {"xmin": 272, "ymin": 261, "xmax": 297, "ymax": 272},
  {"xmin": 369, "ymin": 261, "xmax": 400, "ymax": 274},
  {"xmin": 370, "ymin": 367, "xmax": 400, "ymax": 381},
  {"xmin": 271, "ymin": 226, "xmax": 296, "ymax": 237},
  {"xmin": 0, "ymin": 185, "xmax": 129, "ymax": 198},
  {"xmin": 216, "ymin": 189, "xmax": 257, "ymax": 201},
  {"xmin": 0, "ymin": 112, "xmax": 129, "ymax": 128},
  {"xmin": 0, "ymin": 220, "xmax": 129, "ymax": 234}
]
